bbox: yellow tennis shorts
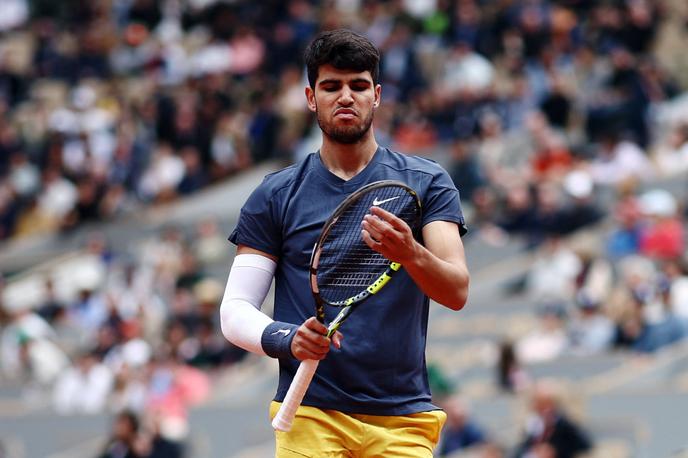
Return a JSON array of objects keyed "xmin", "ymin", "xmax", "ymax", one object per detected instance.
[{"xmin": 269, "ymin": 401, "xmax": 446, "ymax": 458}]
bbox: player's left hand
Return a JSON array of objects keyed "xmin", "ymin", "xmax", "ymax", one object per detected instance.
[{"xmin": 361, "ymin": 205, "xmax": 419, "ymax": 264}]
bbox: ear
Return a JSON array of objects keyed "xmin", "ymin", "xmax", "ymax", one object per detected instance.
[
  {"xmin": 305, "ymin": 86, "xmax": 317, "ymax": 113},
  {"xmin": 373, "ymin": 84, "xmax": 381, "ymax": 108}
]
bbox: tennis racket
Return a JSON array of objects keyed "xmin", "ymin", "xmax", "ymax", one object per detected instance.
[{"xmin": 271, "ymin": 180, "xmax": 422, "ymax": 432}]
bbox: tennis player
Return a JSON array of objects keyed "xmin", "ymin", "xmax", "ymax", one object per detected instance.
[{"xmin": 220, "ymin": 29, "xmax": 470, "ymax": 457}]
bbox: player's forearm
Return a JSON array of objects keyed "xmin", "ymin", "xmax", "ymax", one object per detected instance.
[
  {"xmin": 220, "ymin": 296, "xmax": 270, "ymax": 355},
  {"xmin": 219, "ymin": 254, "xmax": 297, "ymax": 359},
  {"xmin": 403, "ymin": 243, "xmax": 469, "ymax": 310}
]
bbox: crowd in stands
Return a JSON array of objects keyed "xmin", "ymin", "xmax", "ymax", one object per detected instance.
[
  {"xmin": 0, "ymin": 0, "xmax": 686, "ymax": 242},
  {"xmin": 1, "ymin": 0, "xmax": 688, "ymax": 456},
  {"xmin": 437, "ymin": 380, "xmax": 593, "ymax": 458},
  {"xmin": 1, "ymin": 219, "xmax": 234, "ymax": 453}
]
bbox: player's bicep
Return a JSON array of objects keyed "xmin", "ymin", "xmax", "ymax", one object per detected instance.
[{"xmin": 421, "ymin": 220, "xmax": 466, "ymax": 268}]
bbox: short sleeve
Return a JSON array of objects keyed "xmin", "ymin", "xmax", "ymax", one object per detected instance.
[
  {"xmin": 228, "ymin": 179, "xmax": 283, "ymax": 256},
  {"xmin": 422, "ymin": 168, "xmax": 468, "ymax": 237}
]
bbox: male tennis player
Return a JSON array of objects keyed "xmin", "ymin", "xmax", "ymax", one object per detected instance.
[{"xmin": 220, "ymin": 29, "xmax": 469, "ymax": 457}]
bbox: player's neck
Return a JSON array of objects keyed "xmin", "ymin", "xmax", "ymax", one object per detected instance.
[{"xmin": 320, "ymin": 134, "xmax": 378, "ymax": 181}]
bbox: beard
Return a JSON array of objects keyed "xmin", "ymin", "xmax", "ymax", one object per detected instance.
[{"xmin": 316, "ymin": 106, "xmax": 374, "ymax": 144}]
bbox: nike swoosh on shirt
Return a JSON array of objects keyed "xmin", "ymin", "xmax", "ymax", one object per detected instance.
[
  {"xmin": 272, "ymin": 329, "xmax": 291, "ymax": 337},
  {"xmin": 372, "ymin": 196, "xmax": 400, "ymax": 206}
]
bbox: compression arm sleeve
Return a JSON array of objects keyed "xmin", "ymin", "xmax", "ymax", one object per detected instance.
[{"xmin": 219, "ymin": 254, "xmax": 298, "ymax": 359}]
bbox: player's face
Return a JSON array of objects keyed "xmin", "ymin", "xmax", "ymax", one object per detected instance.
[{"xmin": 306, "ymin": 64, "xmax": 381, "ymax": 144}]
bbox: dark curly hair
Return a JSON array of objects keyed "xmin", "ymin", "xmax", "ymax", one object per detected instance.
[{"xmin": 304, "ymin": 29, "xmax": 380, "ymax": 89}]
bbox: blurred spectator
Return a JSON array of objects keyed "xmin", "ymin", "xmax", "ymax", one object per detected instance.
[
  {"xmin": 493, "ymin": 181, "xmax": 538, "ymax": 245},
  {"xmin": 588, "ymin": 131, "xmax": 654, "ymax": 186},
  {"xmin": 606, "ymin": 188, "xmax": 645, "ymax": 260},
  {"xmin": 652, "ymin": 123, "xmax": 688, "ymax": 176},
  {"xmin": 379, "ymin": 22, "xmax": 425, "ymax": 103},
  {"xmin": 138, "ymin": 143, "xmax": 186, "ymax": 203},
  {"xmin": 7, "ymin": 152, "xmax": 40, "ymax": 199},
  {"xmin": 191, "ymin": 218, "xmax": 229, "ymax": 265},
  {"xmin": 437, "ymin": 396, "xmax": 488, "ymax": 457},
  {"xmin": 661, "ymin": 259, "xmax": 688, "ymax": 321},
  {"xmin": 53, "ymin": 351, "xmax": 114, "ymax": 415},
  {"xmin": 98, "ymin": 410, "xmax": 142, "ymax": 458},
  {"xmin": 16, "ymin": 332, "xmax": 70, "ymax": 396},
  {"xmin": 514, "ymin": 380, "xmax": 593, "ymax": 458},
  {"xmin": 144, "ymin": 353, "xmax": 210, "ymax": 443},
  {"xmin": 568, "ymin": 291, "xmax": 615, "ymax": 355},
  {"xmin": 540, "ymin": 74, "xmax": 573, "ymax": 130},
  {"xmin": 570, "ymin": 236, "xmax": 614, "ymax": 305},
  {"xmin": 68, "ymin": 287, "xmax": 108, "ymax": 338},
  {"xmin": 608, "ymin": 255, "xmax": 688, "ymax": 353},
  {"xmin": 448, "ymin": 139, "xmax": 486, "ymax": 204},
  {"xmin": 526, "ymin": 237, "xmax": 582, "ymax": 301},
  {"xmin": 0, "ymin": 305, "xmax": 65, "ymax": 384},
  {"xmin": 558, "ymin": 170, "xmax": 604, "ymax": 234},
  {"xmin": 516, "ymin": 303, "xmax": 569, "ymax": 364},
  {"xmin": 110, "ymin": 362, "xmax": 148, "ymax": 415},
  {"xmin": 35, "ymin": 278, "xmax": 66, "ymax": 324},
  {"xmin": 136, "ymin": 413, "xmax": 184, "ymax": 458},
  {"xmin": 439, "ymin": 39, "xmax": 494, "ymax": 98},
  {"xmin": 529, "ymin": 128, "xmax": 573, "ymax": 182},
  {"xmin": 637, "ymin": 189, "xmax": 684, "ymax": 260},
  {"xmin": 496, "ymin": 340, "xmax": 531, "ymax": 394},
  {"xmin": 586, "ymin": 46, "xmax": 651, "ymax": 147},
  {"xmin": 105, "ymin": 320, "xmax": 153, "ymax": 374},
  {"xmin": 98, "ymin": 409, "xmax": 185, "ymax": 458},
  {"xmin": 531, "ymin": 181, "xmax": 570, "ymax": 239}
]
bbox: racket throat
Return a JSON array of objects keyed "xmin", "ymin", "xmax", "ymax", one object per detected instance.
[{"xmin": 326, "ymin": 307, "xmax": 353, "ymax": 337}]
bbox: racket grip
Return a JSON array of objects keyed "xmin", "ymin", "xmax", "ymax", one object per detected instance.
[{"xmin": 272, "ymin": 359, "xmax": 319, "ymax": 432}]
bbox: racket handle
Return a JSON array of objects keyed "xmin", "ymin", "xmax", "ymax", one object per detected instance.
[{"xmin": 272, "ymin": 359, "xmax": 319, "ymax": 432}]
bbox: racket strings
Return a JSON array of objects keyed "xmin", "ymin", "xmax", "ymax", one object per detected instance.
[{"xmin": 316, "ymin": 185, "xmax": 420, "ymax": 303}]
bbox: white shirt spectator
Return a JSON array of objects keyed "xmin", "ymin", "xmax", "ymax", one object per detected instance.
[
  {"xmin": 9, "ymin": 155, "xmax": 40, "ymax": 197},
  {"xmin": 25, "ymin": 338, "xmax": 70, "ymax": 386},
  {"xmin": 670, "ymin": 277, "xmax": 688, "ymax": 319},
  {"xmin": 441, "ymin": 44, "xmax": 495, "ymax": 93},
  {"xmin": 38, "ymin": 173, "xmax": 78, "ymax": 219},
  {"xmin": 527, "ymin": 241, "xmax": 582, "ymax": 302},
  {"xmin": 0, "ymin": 311, "xmax": 55, "ymax": 378},
  {"xmin": 590, "ymin": 140, "xmax": 654, "ymax": 185},
  {"xmin": 517, "ymin": 320, "xmax": 568, "ymax": 364},
  {"xmin": 569, "ymin": 309, "xmax": 615, "ymax": 355},
  {"xmin": 138, "ymin": 145, "xmax": 186, "ymax": 199},
  {"xmin": 53, "ymin": 355, "xmax": 114, "ymax": 415},
  {"xmin": 104, "ymin": 338, "xmax": 153, "ymax": 373},
  {"xmin": 0, "ymin": 0, "xmax": 28, "ymax": 31}
]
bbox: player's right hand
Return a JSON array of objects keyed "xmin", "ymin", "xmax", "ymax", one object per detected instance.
[{"xmin": 291, "ymin": 317, "xmax": 343, "ymax": 361}]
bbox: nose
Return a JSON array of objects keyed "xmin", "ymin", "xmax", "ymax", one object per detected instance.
[{"xmin": 338, "ymin": 87, "xmax": 354, "ymax": 105}]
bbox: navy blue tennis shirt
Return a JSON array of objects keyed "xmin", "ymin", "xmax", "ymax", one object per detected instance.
[{"xmin": 229, "ymin": 147, "xmax": 467, "ymax": 415}]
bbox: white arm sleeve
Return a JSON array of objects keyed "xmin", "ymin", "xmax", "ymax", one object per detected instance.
[{"xmin": 219, "ymin": 254, "xmax": 276, "ymax": 355}]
